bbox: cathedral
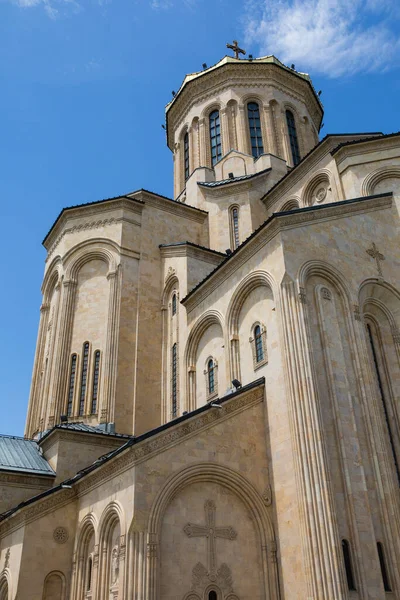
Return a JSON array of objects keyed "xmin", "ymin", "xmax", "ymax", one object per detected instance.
[{"xmin": 1, "ymin": 45, "xmax": 400, "ymax": 600}]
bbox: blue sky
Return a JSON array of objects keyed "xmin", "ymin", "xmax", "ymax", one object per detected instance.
[{"xmin": 1, "ymin": 0, "xmax": 399, "ymax": 436}]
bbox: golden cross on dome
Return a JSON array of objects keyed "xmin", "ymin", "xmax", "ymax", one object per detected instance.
[
  {"xmin": 366, "ymin": 242, "xmax": 385, "ymax": 276},
  {"xmin": 226, "ymin": 40, "xmax": 246, "ymax": 59}
]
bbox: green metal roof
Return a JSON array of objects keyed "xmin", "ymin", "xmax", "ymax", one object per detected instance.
[{"xmin": 0, "ymin": 435, "xmax": 55, "ymax": 476}]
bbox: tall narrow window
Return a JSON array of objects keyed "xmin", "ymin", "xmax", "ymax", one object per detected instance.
[
  {"xmin": 367, "ymin": 323, "xmax": 400, "ymax": 483},
  {"xmin": 230, "ymin": 206, "xmax": 240, "ymax": 249},
  {"xmin": 171, "ymin": 343, "xmax": 177, "ymax": 418},
  {"xmin": 91, "ymin": 350, "xmax": 100, "ymax": 415},
  {"xmin": 247, "ymin": 102, "xmax": 264, "ymax": 158},
  {"xmin": 184, "ymin": 131, "xmax": 190, "ymax": 181},
  {"xmin": 87, "ymin": 556, "xmax": 93, "ymax": 591},
  {"xmin": 208, "ymin": 359, "xmax": 215, "ymax": 395},
  {"xmin": 377, "ymin": 542, "xmax": 391, "ymax": 591},
  {"xmin": 172, "ymin": 293, "xmax": 177, "ymax": 316},
  {"xmin": 286, "ymin": 110, "xmax": 301, "ymax": 166},
  {"xmin": 79, "ymin": 342, "xmax": 89, "ymax": 416},
  {"xmin": 254, "ymin": 325, "xmax": 264, "ymax": 363},
  {"xmin": 67, "ymin": 354, "xmax": 77, "ymax": 417},
  {"xmin": 209, "ymin": 110, "xmax": 222, "ymax": 166},
  {"xmin": 209, "ymin": 592, "xmax": 217, "ymax": 600},
  {"xmin": 342, "ymin": 539, "xmax": 356, "ymax": 591}
]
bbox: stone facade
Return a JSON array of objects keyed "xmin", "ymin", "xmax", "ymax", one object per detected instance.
[{"xmin": 1, "ymin": 53, "xmax": 400, "ymax": 600}]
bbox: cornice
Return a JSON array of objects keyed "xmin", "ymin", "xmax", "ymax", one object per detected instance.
[
  {"xmin": 332, "ymin": 136, "xmax": 400, "ymax": 169},
  {"xmin": 166, "ymin": 63, "xmax": 323, "ymax": 149},
  {"xmin": 261, "ymin": 135, "xmax": 378, "ymax": 211},
  {"xmin": 129, "ymin": 191, "xmax": 208, "ymax": 224},
  {"xmin": 160, "ymin": 244, "xmax": 225, "ymax": 265},
  {"xmin": 44, "ymin": 197, "xmax": 144, "ymax": 254},
  {"xmin": 183, "ymin": 193, "xmax": 393, "ymax": 312},
  {"xmin": 75, "ymin": 383, "xmax": 265, "ymax": 497},
  {"xmin": 0, "ymin": 471, "xmax": 54, "ymax": 488},
  {"xmin": 0, "ymin": 382, "xmax": 264, "ymax": 537},
  {"xmin": 39, "ymin": 429, "xmax": 126, "ymax": 454}
]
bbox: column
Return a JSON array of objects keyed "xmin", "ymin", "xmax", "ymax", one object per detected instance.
[
  {"xmin": 188, "ymin": 366, "xmax": 196, "ymax": 412},
  {"xmin": 91, "ymin": 545, "xmax": 100, "ymax": 600},
  {"xmin": 280, "ymin": 275, "xmax": 344, "ymax": 599},
  {"xmin": 279, "ymin": 108, "xmax": 291, "ymax": 164},
  {"xmin": 146, "ymin": 533, "xmax": 158, "ymax": 600},
  {"xmin": 173, "ymin": 142, "xmax": 181, "ymax": 198},
  {"xmin": 263, "ymin": 105, "xmax": 277, "ymax": 156},
  {"xmin": 220, "ymin": 107, "xmax": 230, "ymax": 155},
  {"xmin": 237, "ymin": 105, "xmax": 249, "ymax": 155},
  {"xmin": 103, "ymin": 267, "xmax": 121, "ymax": 425},
  {"xmin": 25, "ymin": 302, "xmax": 49, "ymax": 436},
  {"xmin": 229, "ymin": 336, "xmax": 241, "ymax": 382},
  {"xmin": 127, "ymin": 531, "xmax": 147, "ymax": 600},
  {"xmin": 199, "ymin": 117, "xmax": 208, "ymax": 167},
  {"xmin": 48, "ymin": 278, "xmax": 77, "ymax": 426}
]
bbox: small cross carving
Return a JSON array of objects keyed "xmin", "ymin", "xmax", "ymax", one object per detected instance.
[
  {"xmin": 366, "ymin": 242, "xmax": 385, "ymax": 276},
  {"xmin": 184, "ymin": 500, "xmax": 237, "ymax": 575},
  {"xmin": 226, "ymin": 40, "xmax": 246, "ymax": 59}
]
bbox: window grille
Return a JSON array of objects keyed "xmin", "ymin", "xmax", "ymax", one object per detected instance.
[
  {"xmin": 247, "ymin": 102, "xmax": 264, "ymax": 158},
  {"xmin": 184, "ymin": 132, "xmax": 190, "ymax": 181},
  {"xmin": 209, "ymin": 110, "xmax": 222, "ymax": 166},
  {"xmin": 377, "ymin": 542, "xmax": 391, "ymax": 592},
  {"xmin": 79, "ymin": 342, "xmax": 89, "ymax": 416},
  {"xmin": 172, "ymin": 343, "xmax": 177, "ymax": 418},
  {"xmin": 342, "ymin": 539, "xmax": 356, "ymax": 591},
  {"xmin": 286, "ymin": 110, "xmax": 301, "ymax": 166},
  {"xmin": 91, "ymin": 350, "xmax": 100, "ymax": 414},
  {"xmin": 67, "ymin": 354, "xmax": 77, "ymax": 417}
]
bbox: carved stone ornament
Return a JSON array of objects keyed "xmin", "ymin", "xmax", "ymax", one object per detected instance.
[
  {"xmin": 4, "ymin": 548, "xmax": 10, "ymax": 569},
  {"xmin": 321, "ymin": 287, "xmax": 332, "ymax": 300},
  {"xmin": 262, "ymin": 484, "xmax": 273, "ymax": 506},
  {"xmin": 165, "ymin": 266, "xmax": 176, "ymax": 282},
  {"xmin": 53, "ymin": 526, "xmax": 69, "ymax": 544},
  {"xmin": 183, "ymin": 500, "xmax": 240, "ymax": 598},
  {"xmin": 298, "ymin": 287, "xmax": 307, "ymax": 304},
  {"xmin": 314, "ymin": 186, "xmax": 327, "ymax": 203},
  {"xmin": 353, "ymin": 304, "xmax": 362, "ymax": 322},
  {"xmin": 111, "ymin": 546, "xmax": 120, "ymax": 585}
]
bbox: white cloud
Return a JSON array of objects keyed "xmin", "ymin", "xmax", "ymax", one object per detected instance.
[{"xmin": 244, "ymin": 0, "xmax": 400, "ymax": 77}]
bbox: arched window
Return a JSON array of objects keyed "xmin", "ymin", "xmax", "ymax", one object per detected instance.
[
  {"xmin": 247, "ymin": 102, "xmax": 264, "ymax": 158},
  {"xmin": 67, "ymin": 354, "xmax": 77, "ymax": 417},
  {"xmin": 286, "ymin": 110, "xmax": 301, "ymax": 166},
  {"xmin": 207, "ymin": 359, "xmax": 215, "ymax": 395},
  {"xmin": 254, "ymin": 325, "xmax": 264, "ymax": 362},
  {"xmin": 209, "ymin": 592, "xmax": 218, "ymax": 600},
  {"xmin": 209, "ymin": 110, "xmax": 222, "ymax": 166},
  {"xmin": 79, "ymin": 342, "xmax": 89, "ymax": 416},
  {"xmin": 184, "ymin": 131, "xmax": 190, "ymax": 181},
  {"xmin": 171, "ymin": 343, "xmax": 177, "ymax": 418},
  {"xmin": 377, "ymin": 542, "xmax": 391, "ymax": 592},
  {"xmin": 367, "ymin": 323, "xmax": 400, "ymax": 483},
  {"xmin": 342, "ymin": 539, "xmax": 356, "ymax": 591},
  {"xmin": 91, "ymin": 350, "xmax": 100, "ymax": 414},
  {"xmin": 230, "ymin": 206, "xmax": 240, "ymax": 250},
  {"xmin": 172, "ymin": 293, "xmax": 177, "ymax": 316},
  {"xmin": 86, "ymin": 556, "xmax": 93, "ymax": 591}
]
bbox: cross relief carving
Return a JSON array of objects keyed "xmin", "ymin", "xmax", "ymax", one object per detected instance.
[
  {"xmin": 366, "ymin": 242, "xmax": 385, "ymax": 277},
  {"xmin": 184, "ymin": 500, "xmax": 237, "ymax": 577}
]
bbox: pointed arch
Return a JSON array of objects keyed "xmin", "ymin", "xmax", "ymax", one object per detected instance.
[{"xmin": 146, "ymin": 462, "xmax": 279, "ymax": 600}]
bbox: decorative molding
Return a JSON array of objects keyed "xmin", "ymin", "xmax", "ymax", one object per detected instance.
[
  {"xmin": 183, "ymin": 194, "xmax": 392, "ymax": 313},
  {"xmin": 321, "ymin": 287, "xmax": 332, "ymax": 300},
  {"xmin": 165, "ymin": 267, "xmax": 176, "ymax": 282},
  {"xmin": 298, "ymin": 287, "xmax": 307, "ymax": 304},
  {"xmin": 4, "ymin": 549, "xmax": 10, "ymax": 569},
  {"xmin": 353, "ymin": 304, "xmax": 362, "ymax": 322},
  {"xmin": 262, "ymin": 484, "xmax": 272, "ymax": 507},
  {"xmin": 0, "ymin": 386, "xmax": 264, "ymax": 537},
  {"xmin": 0, "ymin": 471, "xmax": 54, "ymax": 487},
  {"xmin": 53, "ymin": 526, "xmax": 69, "ymax": 544}
]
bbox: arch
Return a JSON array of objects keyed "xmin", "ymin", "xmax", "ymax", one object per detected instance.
[
  {"xmin": 76, "ymin": 512, "xmax": 99, "ymax": 553},
  {"xmin": 98, "ymin": 500, "xmax": 126, "ymax": 541},
  {"xmin": 200, "ymin": 102, "xmax": 222, "ymax": 121},
  {"xmin": 185, "ymin": 310, "xmax": 225, "ymax": 367},
  {"xmin": 302, "ymin": 169, "xmax": 334, "ymax": 207},
  {"xmin": 359, "ymin": 279, "xmax": 400, "ymax": 326},
  {"xmin": 63, "ymin": 238, "xmax": 120, "ymax": 281},
  {"xmin": 298, "ymin": 260, "xmax": 354, "ymax": 305},
  {"xmin": 226, "ymin": 271, "xmax": 276, "ymax": 337},
  {"xmin": 0, "ymin": 571, "xmax": 10, "ymax": 600},
  {"xmin": 279, "ymin": 198, "xmax": 300, "ymax": 212},
  {"xmin": 42, "ymin": 570, "xmax": 66, "ymax": 600},
  {"xmin": 42, "ymin": 258, "xmax": 62, "ymax": 304},
  {"xmin": 361, "ymin": 166, "xmax": 400, "ymax": 197},
  {"xmin": 147, "ymin": 462, "xmax": 278, "ymax": 600}
]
